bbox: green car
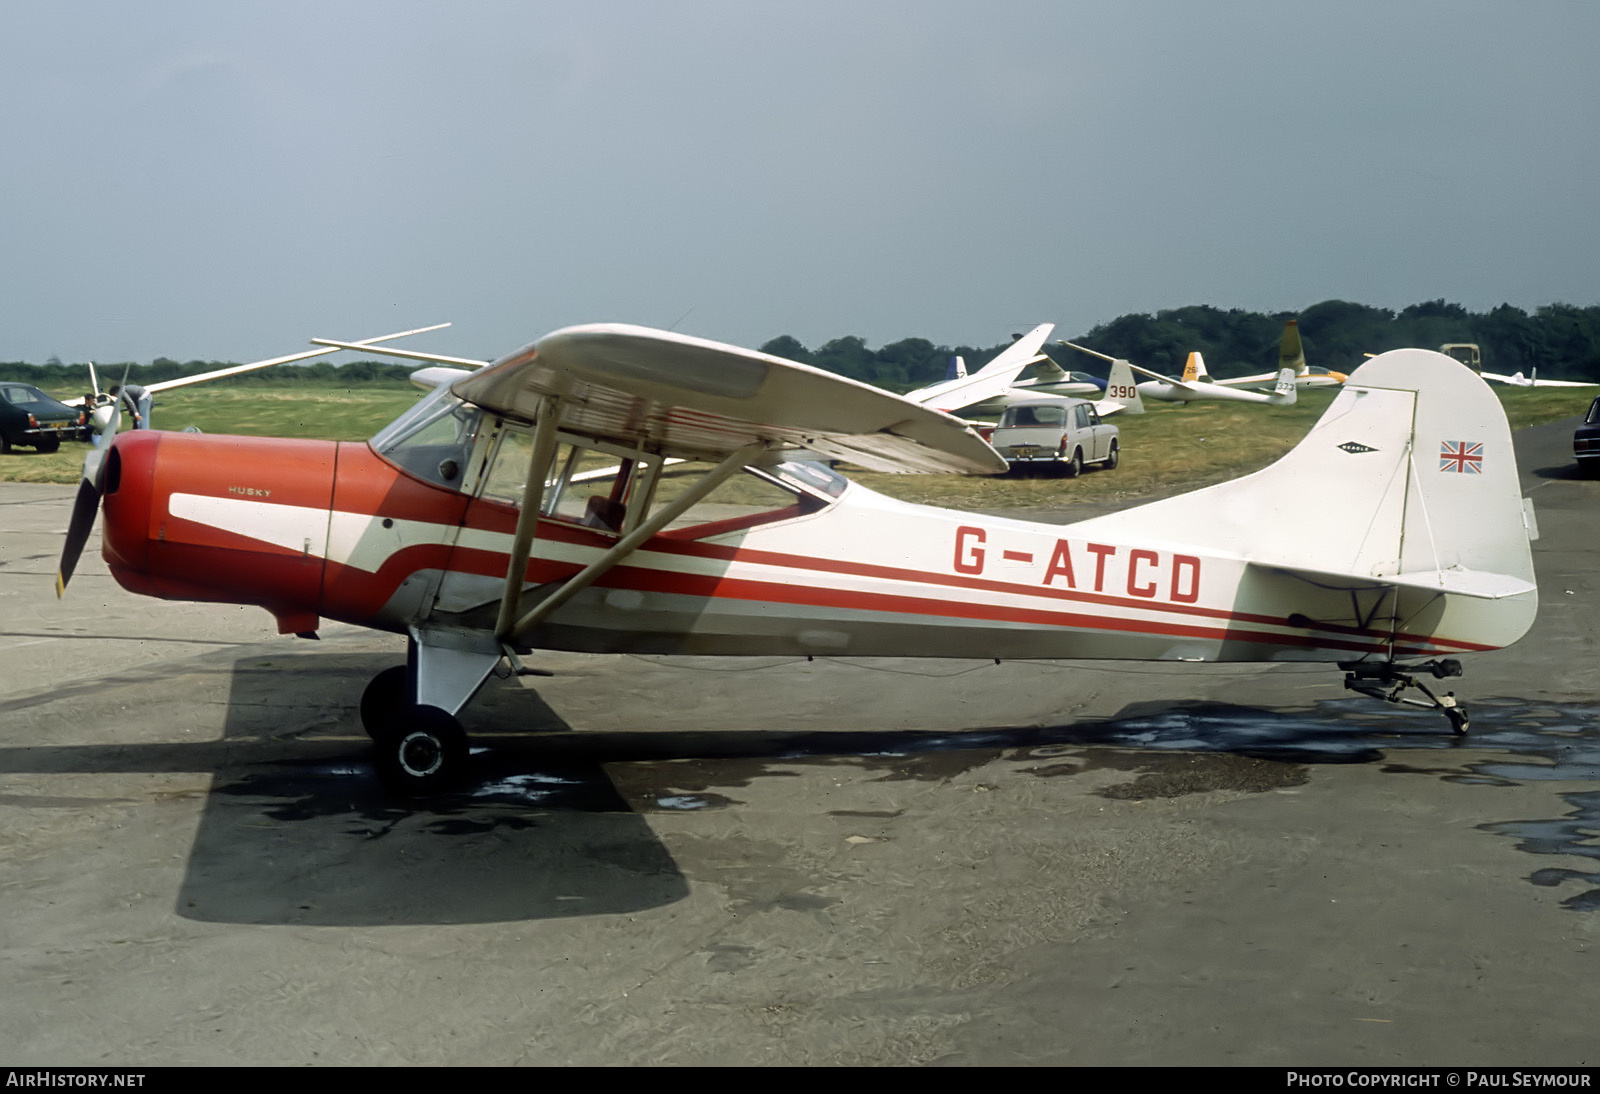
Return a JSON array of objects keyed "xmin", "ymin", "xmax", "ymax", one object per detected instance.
[{"xmin": 0, "ymin": 382, "xmax": 86, "ymax": 453}]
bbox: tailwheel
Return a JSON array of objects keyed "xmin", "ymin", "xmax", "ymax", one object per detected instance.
[
  {"xmin": 359, "ymin": 664, "xmax": 413, "ymax": 741},
  {"xmin": 373, "ymin": 704, "xmax": 468, "ymax": 796},
  {"xmin": 1340, "ymin": 659, "xmax": 1470, "ymax": 735}
]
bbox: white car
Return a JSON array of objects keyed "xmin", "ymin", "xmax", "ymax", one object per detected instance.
[{"xmin": 987, "ymin": 396, "xmax": 1119, "ymax": 476}]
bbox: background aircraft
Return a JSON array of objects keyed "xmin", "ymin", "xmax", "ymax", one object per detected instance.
[
  {"xmin": 1059, "ymin": 341, "xmax": 1298, "ymax": 407},
  {"xmin": 1198, "ymin": 320, "xmax": 1347, "ymax": 391},
  {"xmin": 1478, "ymin": 368, "xmax": 1597, "ymax": 389},
  {"xmin": 904, "ymin": 324, "xmax": 1104, "ymax": 419},
  {"xmin": 55, "ymin": 326, "xmax": 1536, "ymax": 796}
]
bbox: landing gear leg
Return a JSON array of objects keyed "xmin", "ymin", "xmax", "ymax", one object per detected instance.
[
  {"xmin": 365, "ymin": 629, "xmax": 505, "ymax": 795},
  {"xmin": 1340, "ymin": 659, "xmax": 1470, "ymax": 735}
]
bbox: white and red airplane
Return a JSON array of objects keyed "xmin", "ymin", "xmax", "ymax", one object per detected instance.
[{"xmin": 56, "ymin": 325, "xmax": 1539, "ymax": 794}]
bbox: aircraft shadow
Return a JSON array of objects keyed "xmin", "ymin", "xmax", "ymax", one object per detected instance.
[{"xmin": 168, "ymin": 650, "xmax": 691, "ymax": 927}]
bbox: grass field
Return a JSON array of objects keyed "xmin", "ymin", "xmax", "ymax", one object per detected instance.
[{"xmin": 0, "ymin": 379, "xmax": 1588, "ymax": 506}]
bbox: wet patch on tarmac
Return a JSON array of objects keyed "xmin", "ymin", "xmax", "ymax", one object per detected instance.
[
  {"xmin": 1481, "ymin": 792, "xmax": 1600, "ymax": 912},
  {"xmin": 1053, "ymin": 697, "xmax": 1600, "ymax": 909},
  {"xmin": 1020, "ymin": 749, "xmax": 1309, "ymax": 799}
]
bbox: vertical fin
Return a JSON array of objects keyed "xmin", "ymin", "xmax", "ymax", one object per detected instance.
[
  {"xmin": 1094, "ymin": 358, "xmax": 1145, "ymax": 416},
  {"xmin": 1279, "ymin": 320, "xmax": 1307, "ymax": 377}
]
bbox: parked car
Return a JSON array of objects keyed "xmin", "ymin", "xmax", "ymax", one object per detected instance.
[
  {"xmin": 988, "ymin": 396, "xmax": 1118, "ymax": 475},
  {"xmin": 1575, "ymin": 396, "xmax": 1600, "ymax": 478},
  {"xmin": 0, "ymin": 382, "xmax": 86, "ymax": 453}
]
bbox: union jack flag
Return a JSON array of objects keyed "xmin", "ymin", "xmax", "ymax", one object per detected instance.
[{"xmin": 1439, "ymin": 440, "xmax": 1484, "ymax": 474}]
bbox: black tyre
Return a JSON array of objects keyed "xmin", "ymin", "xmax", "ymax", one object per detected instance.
[
  {"xmin": 1063, "ymin": 448, "xmax": 1083, "ymax": 478},
  {"xmin": 1446, "ymin": 704, "xmax": 1469, "ymax": 736},
  {"xmin": 0, "ymin": 433, "xmax": 11, "ymax": 454},
  {"xmin": 35, "ymin": 436, "xmax": 59, "ymax": 454},
  {"xmin": 373, "ymin": 705, "xmax": 468, "ymax": 796},
  {"xmin": 1104, "ymin": 441, "xmax": 1119, "ymax": 470},
  {"xmin": 359, "ymin": 664, "xmax": 412, "ymax": 741}
]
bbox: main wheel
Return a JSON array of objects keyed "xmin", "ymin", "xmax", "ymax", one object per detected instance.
[
  {"xmin": 373, "ymin": 705, "xmax": 469, "ymax": 796},
  {"xmin": 1445, "ymin": 704, "xmax": 1469, "ymax": 736},
  {"xmin": 1104, "ymin": 441, "xmax": 1119, "ymax": 470},
  {"xmin": 359, "ymin": 664, "xmax": 412, "ymax": 741}
]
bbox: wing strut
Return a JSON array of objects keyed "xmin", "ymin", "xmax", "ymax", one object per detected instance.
[
  {"xmin": 499, "ymin": 440, "xmax": 767, "ymax": 645},
  {"xmin": 493, "ymin": 395, "xmax": 563, "ymax": 642}
]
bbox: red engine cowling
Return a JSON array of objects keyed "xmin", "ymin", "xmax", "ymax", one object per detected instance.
[{"xmin": 101, "ymin": 431, "xmax": 338, "ymax": 634}]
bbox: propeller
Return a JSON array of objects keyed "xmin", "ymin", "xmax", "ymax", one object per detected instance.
[{"xmin": 56, "ymin": 366, "xmax": 125, "ymax": 596}]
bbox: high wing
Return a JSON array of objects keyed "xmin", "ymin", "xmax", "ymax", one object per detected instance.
[
  {"xmin": 902, "ymin": 323, "xmax": 1055, "ymax": 416},
  {"xmin": 450, "ymin": 323, "xmax": 1007, "ymax": 475}
]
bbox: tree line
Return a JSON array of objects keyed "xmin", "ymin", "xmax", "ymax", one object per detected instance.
[
  {"xmin": 5, "ymin": 299, "xmax": 1598, "ymax": 393},
  {"xmin": 760, "ymin": 300, "xmax": 1600, "ymax": 392}
]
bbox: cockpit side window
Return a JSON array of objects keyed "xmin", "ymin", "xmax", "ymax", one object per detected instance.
[
  {"xmin": 481, "ymin": 431, "xmax": 639, "ymax": 535},
  {"xmin": 369, "ymin": 387, "xmax": 484, "ymax": 488},
  {"xmin": 650, "ymin": 459, "xmax": 834, "ymax": 540}
]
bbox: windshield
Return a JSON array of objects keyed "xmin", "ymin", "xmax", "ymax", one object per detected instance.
[{"xmin": 369, "ymin": 386, "xmax": 484, "ymax": 488}]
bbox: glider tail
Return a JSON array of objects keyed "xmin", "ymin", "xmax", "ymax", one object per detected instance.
[
  {"xmin": 1279, "ymin": 320, "xmax": 1307, "ymax": 377},
  {"xmin": 1094, "ymin": 357, "xmax": 1145, "ymax": 417}
]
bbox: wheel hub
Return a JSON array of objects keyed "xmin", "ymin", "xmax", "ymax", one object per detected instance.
[{"xmin": 397, "ymin": 731, "xmax": 445, "ymax": 777}]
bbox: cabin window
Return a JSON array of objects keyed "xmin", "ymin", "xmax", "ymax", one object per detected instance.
[
  {"xmin": 650, "ymin": 460, "xmax": 833, "ymax": 540},
  {"xmin": 481, "ymin": 432, "xmax": 639, "ymax": 535},
  {"xmin": 369, "ymin": 387, "xmax": 484, "ymax": 488},
  {"xmin": 544, "ymin": 445, "xmax": 637, "ymax": 532}
]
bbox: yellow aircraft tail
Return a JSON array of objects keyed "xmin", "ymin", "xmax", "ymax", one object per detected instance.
[
  {"xmin": 1181, "ymin": 351, "xmax": 1210, "ymax": 383},
  {"xmin": 1279, "ymin": 320, "xmax": 1307, "ymax": 377}
]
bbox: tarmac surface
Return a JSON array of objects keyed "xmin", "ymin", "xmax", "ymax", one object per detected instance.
[{"xmin": 0, "ymin": 421, "xmax": 1595, "ymax": 1066}]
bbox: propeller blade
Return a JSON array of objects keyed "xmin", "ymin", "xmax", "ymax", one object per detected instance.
[
  {"xmin": 56, "ymin": 476, "xmax": 102, "ymax": 597},
  {"xmin": 56, "ymin": 448, "xmax": 109, "ymax": 597}
]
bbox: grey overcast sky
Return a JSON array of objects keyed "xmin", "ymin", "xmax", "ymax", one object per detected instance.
[{"xmin": 3, "ymin": 1, "xmax": 1598, "ymax": 365}]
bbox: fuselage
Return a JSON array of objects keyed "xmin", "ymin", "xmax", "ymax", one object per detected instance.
[{"xmin": 99, "ymin": 421, "xmax": 1510, "ymax": 666}]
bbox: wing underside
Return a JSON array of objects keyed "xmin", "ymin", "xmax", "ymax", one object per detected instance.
[{"xmin": 450, "ymin": 324, "xmax": 1007, "ymax": 475}]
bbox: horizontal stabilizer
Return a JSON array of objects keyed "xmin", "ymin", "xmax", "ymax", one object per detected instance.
[{"xmin": 1257, "ymin": 562, "xmax": 1537, "ymax": 601}]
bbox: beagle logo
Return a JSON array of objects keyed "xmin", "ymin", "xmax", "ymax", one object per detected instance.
[{"xmin": 1337, "ymin": 441, "xmax": 1377, "ymax": 454}]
